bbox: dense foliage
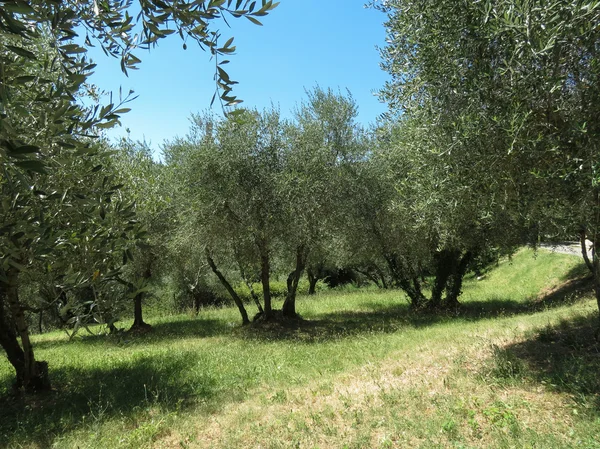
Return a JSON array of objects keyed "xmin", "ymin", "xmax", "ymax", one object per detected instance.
[
  {"xmin": 0, "ymin": 0, "xmax": 277, "ymax": 390},
  {"xmin": 377, "ymin": 0, "xmax": 600, "ymax": 324}
]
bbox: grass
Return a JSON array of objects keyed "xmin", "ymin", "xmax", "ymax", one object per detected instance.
[{"xmin": 1, "ymin": 248, "xmax": 599, "ymax": 448}]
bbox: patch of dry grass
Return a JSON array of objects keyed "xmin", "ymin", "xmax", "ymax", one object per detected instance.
[{"xmin": 153, "ymin": 303, "xmax": 600, "ymax": 449}]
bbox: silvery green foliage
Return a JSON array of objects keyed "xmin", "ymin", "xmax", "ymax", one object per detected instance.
[{"xmin": 377, "ymin": 0, "xmax": 600, "ymax": 310}]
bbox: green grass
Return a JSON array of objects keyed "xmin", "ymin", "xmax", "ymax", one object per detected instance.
[{"xmin": 1, "ymin": 248, "xmax": 599, "ymax": 448}]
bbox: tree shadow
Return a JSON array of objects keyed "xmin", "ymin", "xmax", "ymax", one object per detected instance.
[
  {"xmin": 531, "ymin": 274, "xmax": 594, "ymax": 309},
  {"xmin": 31, "ymin": 316, "xmax": 233, "ymax": 350},
  {"xmin": 238, "ymin": 273, "xmax": 594, "ymax": 344},
  {"xmin": 29, "ymin": 260, "xmax": 595, "ymax": 350},
  {"xmin": 502, "ymin": 313, "xmax": 600, "ymax": 412},
  {"xmin": 0, "ymin": 348, "xmax": 225, "ymax": 448},
  {"xmin": 25, "ymin": 270, "xmax": 594, "ymax": 353},
  {"xmin": 2, "ymin": 263, "xmax": 595, "ymax": 446}
]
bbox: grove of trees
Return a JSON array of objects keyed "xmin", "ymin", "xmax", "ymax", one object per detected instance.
[
  {"xmin": 0, "ymin": 0, "xmax": 278, "ymax": 390},
  {"xmin": 2, "ymin": 0, "xmax": 600, "ymax": 393}
]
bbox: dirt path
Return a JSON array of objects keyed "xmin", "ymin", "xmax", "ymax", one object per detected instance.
[{"xmin": 540, "ymin": 240, "xmax": 591, "ymax": 258}]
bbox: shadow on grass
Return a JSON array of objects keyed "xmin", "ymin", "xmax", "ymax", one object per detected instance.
[
  {"xmin": 239, "ymin": 272, "xmax": 595, "ymax": 343},
  {"xmin": 0, "ymin": 349, "xmax": 225, "ymax": 448},
  {"xmin": 32, "ymin": 262, "xmax": 595, "ymax": 350},
  {"xmin": 502, "ymin": 313, "xmax": 600, "ymax": 412},
  {"xmin": 31, "ymin": 315, "xmax": 233, "ymax": 350},
  {"xmin": 463, "ymin": 272, "xmax": 594, "ymax": 317},
  {"xmin": 1, "ymin": 264, "xmax": 594, "ymax": 446}
]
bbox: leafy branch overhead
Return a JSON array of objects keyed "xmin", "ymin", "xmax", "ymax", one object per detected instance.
[{"xmin": 0, "ymin": 0, "xmax": 279, "ymax": 111}]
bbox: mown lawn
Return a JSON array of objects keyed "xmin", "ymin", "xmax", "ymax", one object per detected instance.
[{"xmin": 1, "ymin": 248, "xmax": 599, "ymax": 448}]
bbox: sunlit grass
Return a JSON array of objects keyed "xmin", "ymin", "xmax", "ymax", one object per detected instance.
[{"xmin": 1, "ymin": 248, "xmax": 599, "ymax": 448}]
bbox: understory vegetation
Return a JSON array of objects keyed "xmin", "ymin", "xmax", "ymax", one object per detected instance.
[{"xmin": 1, "ymin": 249, "xmax": 600, "ymax": 448}]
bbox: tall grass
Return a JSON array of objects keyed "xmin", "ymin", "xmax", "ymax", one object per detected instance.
[{"xmin": 0, "ymin": 248, "xmax": 598, "ymax": 448}]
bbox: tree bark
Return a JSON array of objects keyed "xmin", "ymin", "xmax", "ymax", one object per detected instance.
[
  {"xmin": 384, "ymin": 253, "xmax": 426, "ymax": 308},
  {"xmin": 130, "ymin": 293, "xmax": 151, "ymax": 330},
  {"xmin": 258, "ymin": 239, "xmax": 272, "ymax": 318},
  {"xmin": 375, "ymin": 264, "xmax": 388, "ymax": 289},
  {"xmin": 129, "ymin": 267, "xmax": 152, "ymax": 331},
  {"xmin": 4, "ymin": 267, "xmax": 50, "ymax": 391},
  {"xmin": 444, "ymin": 251, "xmax": 473, "ymax": 308},
  {"xmin": 592, "ymin": 190, "xmax": 600, "ymax": 337},
  {"xmin": 398, "ymin": 277, "xmax": 426, "ymax": 309},
  {"xmin": 430, "ymin": 250, "xmax": 455, "ymax": 309},
  {"xmin": 592, "ymin": 237, "xmax": 600, "ymax": 336},
  {"xmin": 237, "ymin": 262, "xmax": 264, "ymax": 314},
  {"xmin": 193, "ymin": 290, "xmax": 201, "ymax": 314},
  {"xmin": 282, "ymin": 245, "xmax": 308, "ymax": 318},
  {"xmin": 580, "ymin": 229, "xmax": 594, "ymax": 274},
  {"xmin": 0, "ymin": 287, "xmax": 25, "ymax": 389},
  {"xmin": 205, "ymin": 249, "xmax": 250, "ymax": 325},
  {"xmin": 246, "ymin": 280, "xmax": 264, "ymax": 314},
  {"xmin": 307, "ymin": 269, "xmax": 318, "ymax": 295},
  {"xmin": 355, "ymin": 267, "xmax": 382, "ymax": 289},
  {"xmin": 307, "ymin": 263, "xmax": 327, "ymax": 294}
]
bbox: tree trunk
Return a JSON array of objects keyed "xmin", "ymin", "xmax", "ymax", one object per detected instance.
[
  {"xmin": 0, "ymin": 288, "xmax": 25, "ymax": 389},
  {"xmin": 258, "ymin": 240, "xmax": 272, "ymax": 318},
  {"xmin": 129, "ymin": 267, "xmax": 152, "ymax": 332},
  {"xmin": 580, "ymin": 229, "xmax": 600, "ymax": 337},
  {"xmin": 355, "ymin": 267, "xmax": 382, "ymax": 288},
  {"xmin": 246, "ymin": 280, "xmax": 264, "ymax": 314},
  {"xmin": 286, "ymin": 270, "xmax": 294, "ymax": 293},
  {"xmin": 4, "ymin": 267, "xmax": 50, "ymax": 391},
  {"xmin": 444, "ymin": 251, "xmax": 473, "ymax": 308},
  {"xmin": 383, "ymin": 253, "xmax": 401, "ymax": 286},
  {"xmin": 205, "ymin": 249, "xmax": 250, "ymax": 325},
  {"xmin": 282, "ymin": 245, "xmax": 308, "ymax": 318},
  {"xmin": 193, "ymin": 290, "xmax": 201, "ymax": 314},
  {"xmin": 307, "ymin": 269, "xmax": 318, "ymax": 295},
  {"xmin": 375, "ymin": 264, "xmax": 388, "ymax": 289},
  {"xmin": 130, "ymin": 293, "xmax": 151, "ymax": 330},
  {"xmin": 411, "ymin": 277, "xmax": 426, "ymax": 306},
  {"xmin": 238, "ymin": 262, "xmax": 264, "ymax": 314},
  {"xmin": 580, "ymin": 229, "xmax": 594, "ymax": 273},
  {"xmin": 592, "ymin": 238, "xmax": 600, "ymax": 337},
  {"xmin": 384, "ymin": 253, "xmax": 426, "ymax": 308},
  {"xmin": 430, "ymin": 250, "xmax": 455, "ymax": 309},
  {"xmin": 398, "ymin": 277, "xmax": 426, "ymax": 309}
]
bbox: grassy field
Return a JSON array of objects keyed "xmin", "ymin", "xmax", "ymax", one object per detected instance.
[{"xmin": 1, "ymin": 248, "xmax": 600, "ymax": 448}]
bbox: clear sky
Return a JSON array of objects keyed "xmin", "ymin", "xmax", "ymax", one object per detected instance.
[{"xmin": 88, "ymin": 1, "xmax": 390, "ymax": 152}]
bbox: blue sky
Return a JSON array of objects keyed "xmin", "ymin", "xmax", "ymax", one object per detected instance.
[{"xmin": 88, "ymin": 1, "xmax": 390, "ymax": 151}]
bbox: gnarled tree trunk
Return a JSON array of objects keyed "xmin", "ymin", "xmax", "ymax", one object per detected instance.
[
  {"xmin": 444, "ymin": 251, "xmax": 473, "ymax": 308},
  {"xmin": 257, "ymin": 239, "xmax": 272, "ymax": 318},
  {"xmin": 430, "ymin": 249, "xmax": 456, "ymax": 309},
  {"xmin": 0, "ymin": 287, "xmax": 25, "ymax": 389},
  {"xmin": 580, "ymin": 228, "xmax": 600, "ymax": 336},
  {"xmin": 206, "ymin": 249, "xmax": 250, "ymax": 325},
  {"xmin": 282, "ymin": 245, "xmax": 308, "ymax": 318},
  {"xmin": 237, "ymin": 259, "xmax": 264, "ymax": 314},
  {"xmin": 129, "ymin": 267, "xmax": 152, "ymax": 332},
  {"xmin": 3, "ymin": 267, "xmax": 50, "ymax": 391},
  {"xmin": 384, "ymin": 253, "xmax": 426, "ymax": 308},
  {"xmin": 307, "ymin": 269, "xmax": 319, "ymax": 295}
]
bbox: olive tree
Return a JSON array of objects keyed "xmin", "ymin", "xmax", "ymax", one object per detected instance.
[
  {"xmin": 279, "ymin": 87, "xmax": 364, "ymax": 316},
  {"xmin": 377, "ymin": 0, "xmax": 600, "ymax": 320},
  {"xmin": 113, "ymin": 139, "xmax": 177, "ymax": 331},
  {"xmin": 163, "ymin": 110, "xmax": 286, "ymax": 322}
]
